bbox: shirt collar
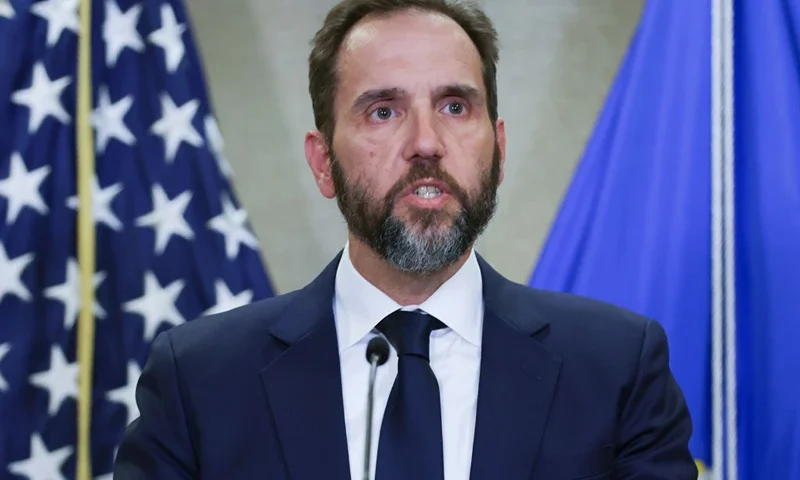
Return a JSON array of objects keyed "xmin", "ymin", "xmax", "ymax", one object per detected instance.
[{"xmin": 334, "ymin": 242, "xmax": 484, "ymax": 352}]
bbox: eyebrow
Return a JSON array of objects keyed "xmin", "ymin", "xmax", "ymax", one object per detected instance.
[
  {"xmin": 350, "ymin": 83, "xmax": 484, "ymax": 113},
  {"xmin": 433, "ymin": 84, "xmax": 483, "ymax": 105},
  {"xmin": 351, "ymin": 87, "xmax": 404, "ymax": 113}
]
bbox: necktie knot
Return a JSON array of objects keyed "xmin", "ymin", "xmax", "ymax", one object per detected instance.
[{"xmin": 377, "ymin": 310, "xmax": 445, "ymax": 360}]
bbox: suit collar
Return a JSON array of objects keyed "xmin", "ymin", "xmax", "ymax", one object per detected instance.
[
  {"xmin": 267, "ymin": 249, "xmax": 510, "ymax": 345},
  {"xmin": 266, "ymin": 250, "xmax": 343, "ymax": 345},
  {"xmin": 272, "ymin": 250, "xmax": 548, "ymax": 344},
  {"xmin": 475, "ymin": 253, "xmax": 550, "ymax": 336}
]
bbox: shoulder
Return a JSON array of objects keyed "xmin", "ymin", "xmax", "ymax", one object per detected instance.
[
  {"xmin": 491, "ymin": 266, "xmax": 657, "ymax": 337},
  {"xmin": 529, "ymin": 286, "xmax": 657, "ymax": 340},
  {"xmin": 503, "ymin": 289, "xmax": 694, "ymax": 473},
  {"xmin": 150, "ymin": 288, "xmax": 304, "ymax": 368},
  {"xmin": 509, "ymin": 287, "xmax": 676, "ymax": 407},
  {"xmin": 478, "ymin": 254, "xmax": 659, "ymax": 352},
  {"xmin": 147, "ymin": 252, "xmax": 342, "ymax": 375},
  {"xmin": 497, "ymin": 280, "xmax": 667, "ymax": 369}
]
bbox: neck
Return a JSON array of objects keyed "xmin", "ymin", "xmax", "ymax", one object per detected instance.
[{"xmin": 347, "ymin": 235, "xmax": 471, "ymax": 306}]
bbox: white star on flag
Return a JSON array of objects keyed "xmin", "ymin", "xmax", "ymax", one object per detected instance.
[
  {"xmin": 0, "ymin": 0, "xmax": 15, "ymax": 19},
  {"xmin": 44, "ymin": 258, "xmax": 107, "ymax": 330},
  {"xmin": 7, "ymin": 434, "xmax": 73, "ymax": 480},
  {"xmin": 134, "ymin": 184, "xmax": 194, "ymax": 255},
  {"xmin": 105, "ymin": 361, "xmax": 141, "ymax": 427},
  {"xmin": 205, "ymin": 115, "xmax": 233, "ymax": 178},
  {"xmin": 207, "ymin": 194, "xmax": 259, "ymax": 260},
  {"xmin": 66, "ymin": 176, "xmax": 124, "ymax": 231},
  {"xmin": 123, "ymin": 271, "xmax": 186, "ymax": 342},
  {"xmin": 203, "ymin": 279, "xmax": 253, "ymax": 316},
  {"xmin": 0, "ymin": 343, "xmax": 10, "ymax": 392},
  {"xmin": 10, "ymin": 62, "xmax": 72, "ymax": 134},
  {"xmin": 150, "ymin": 92, "xmax": 203, "ymax": 163},
  {"xmin": 30, "ymin": 0, "xmax": 79, "ymax": 46},
  {"xmin": 0, "ymin": 243, "xmax": 34, "ymax": 304},
  {"xmin": 103, "ymin": 0, "xmax": 143, "ymax": 67},
  {"xmin": 91, "ymin": 85, "xmax": 135, "ymax": 153},
  {"xmin": 0, "ymin": 152, "xmax": 51, "ymax": 225},
  {"xmin": 147, "ymin": 3, "xmax": 186, "ymax": 72},
  {"xmin": 29, "ymin": 345, "xmax": 79, "ymax": 417}
]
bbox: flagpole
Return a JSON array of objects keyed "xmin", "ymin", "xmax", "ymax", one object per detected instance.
[
  {"xmin": 711, "ymin": 0, "xmax": 725, "ymax": 477},
  {"xmin": 722, "ymin": 0, "xmax": 738, "ymax": 475},
  {"xmin": 76, "ymin": 0, "xmax": 96, "ymax": 477}
]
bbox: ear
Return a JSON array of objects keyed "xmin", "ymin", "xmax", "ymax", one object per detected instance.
[
  {"xmin": 304, "ymin": 129, "xmax": 336, "ymax": 199},
  {"xmin": 495, "ymin": 117, "xmax": 506, "ymax": 185}
]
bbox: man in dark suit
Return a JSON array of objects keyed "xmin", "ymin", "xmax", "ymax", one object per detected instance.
[{"xmin": 114, "ymin": 0, "xmax": 697, "ymax": 478}]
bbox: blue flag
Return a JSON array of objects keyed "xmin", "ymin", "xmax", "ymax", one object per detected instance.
[
  {"xmin": 528, "ymin": 0, "xmax": 714, "ymax": 474},
  {"xmin": 0, "ymin": 0, "xmax": 274, "ymax": 478},
  {"xmin": 734, "ymin": 0, "xmax": 800, "ymax": 477}
]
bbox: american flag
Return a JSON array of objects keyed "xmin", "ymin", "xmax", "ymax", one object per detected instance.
[{"xmin": 0, "ymin": 0, "xmax": 275, "ymax": 478}]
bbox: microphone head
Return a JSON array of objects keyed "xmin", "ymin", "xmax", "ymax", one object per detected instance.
[{"xmin": 366, "ymin": 336, "xmax": 390, "ymax": 366}]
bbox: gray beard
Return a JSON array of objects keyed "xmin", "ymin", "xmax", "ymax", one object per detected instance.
[{"xmin": 377, "ymin": 213, "xmax": 472, "ymax": 275}]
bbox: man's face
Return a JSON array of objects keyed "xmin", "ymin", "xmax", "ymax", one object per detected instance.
[{"xmin": 311, "ymin": 9, "xmax": 505, "ymax": 275}]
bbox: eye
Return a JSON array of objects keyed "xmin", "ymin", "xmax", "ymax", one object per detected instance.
[
  {"xmin": 443, "ymin": 101, "xmax": 466, "ymax": 115},
  {"xmin": 369, "ymin": 106, "xmax": 394, "ymax": 121}
]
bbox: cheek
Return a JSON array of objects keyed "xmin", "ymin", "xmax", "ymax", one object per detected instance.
[
  {"xmin": 442, "ymin": 118, "xmax": 493, "ymax": 155},
  {"xmin": 344, "ymin": 157, "xmax": 396, "ymax": 200},
  {"xmin": 359, "ymin": 134, "xmax": 391, "ymax": 169},
  {"xmin": 333, "ymin": 134, "xmax": 384, "ymax": 182},
  {"xmin": 447, "ymin": 139, "xmax": 490, "ymax": 178},
  {"xmin": 470, "ymin": 129, "xmax": 497, "ymax": 169}
]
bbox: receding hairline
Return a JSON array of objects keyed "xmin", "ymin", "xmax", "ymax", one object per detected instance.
[
  {"xmin": 339, "ymin": 7, "xmax": 476, "ymax": 57},
  {"xmin": 307, "ymin": 0, "xmax": 501, "ymax": 142},
  {"xmin": 335, "ymin": 7, "xmax": 487, "ymax": 103}
]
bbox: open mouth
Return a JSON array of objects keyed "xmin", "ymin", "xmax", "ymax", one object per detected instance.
[
  {"xmin": 413, "ymin": 185, "xmax": 443, "ymax": 199},
  {"xmin": 398, "ymin": 178, "xmax": 453, "ymax": 209}
]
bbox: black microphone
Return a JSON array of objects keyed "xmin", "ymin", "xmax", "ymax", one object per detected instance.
[{"xmin": 363, "ymin": 335, "xmax": 390, "ymax": 480}]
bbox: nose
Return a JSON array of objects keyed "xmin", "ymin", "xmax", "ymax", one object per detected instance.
[{"xmin": 404, "ymin": 109, "xmax": 445, "ymax": 162}]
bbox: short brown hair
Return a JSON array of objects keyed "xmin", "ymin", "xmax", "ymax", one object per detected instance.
[{"xmin": 308, "ymin": 0, "xmax": 500, "ymax": 144}]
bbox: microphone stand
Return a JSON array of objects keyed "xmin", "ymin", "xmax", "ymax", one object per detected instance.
[
  {"xmin": 364, "ymin": 354, "xmax": 380, "ymax": 480},
  {"xmin": 363, "ymin": 336, "xmax": 389, "ymax": 480}
]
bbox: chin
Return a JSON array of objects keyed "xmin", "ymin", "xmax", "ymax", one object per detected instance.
[
  {"xmin": 402, "ymin": 212, "xmax": 455, "ymax": 232},
  {"xmin": 404, "ymin": 204, "xmax": 457, "ymax": 223}
]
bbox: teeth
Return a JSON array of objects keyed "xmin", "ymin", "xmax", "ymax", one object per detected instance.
[{"xmin": 414, "ymin": 185, "xmax": 442, "ymax": 198}]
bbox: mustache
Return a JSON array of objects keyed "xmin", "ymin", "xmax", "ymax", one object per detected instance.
[{"xmin": 384, "ymin": 162, "xmax": 468, "ymax": 206}]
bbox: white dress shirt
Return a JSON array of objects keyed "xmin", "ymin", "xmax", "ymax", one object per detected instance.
[{"xmin": 334, "ymin": 242, "xmax": 484, "ymax": 480}]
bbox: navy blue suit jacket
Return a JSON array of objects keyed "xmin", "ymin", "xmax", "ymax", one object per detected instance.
[{"xmin": 114, "ymin": 253, "xmax": 697, "ymax": 479}]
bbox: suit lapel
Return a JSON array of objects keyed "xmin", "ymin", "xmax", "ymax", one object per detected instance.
[
  {"xmin": 259, "ymin": 253, "xmax": 351, "ymax": 480},
  {"xmin": 469, "ymin": 256, "xmax": 563, "ymax": 480}
]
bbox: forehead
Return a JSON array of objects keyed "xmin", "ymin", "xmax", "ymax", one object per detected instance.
[{"xmin": 336, "ymin": 10, "xmax": 484, "ymax": 98}]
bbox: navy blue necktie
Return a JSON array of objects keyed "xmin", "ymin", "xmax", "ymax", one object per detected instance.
[{"xmin": 375, "ymin": 310, "xmax": 446, "ymax": 480}]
